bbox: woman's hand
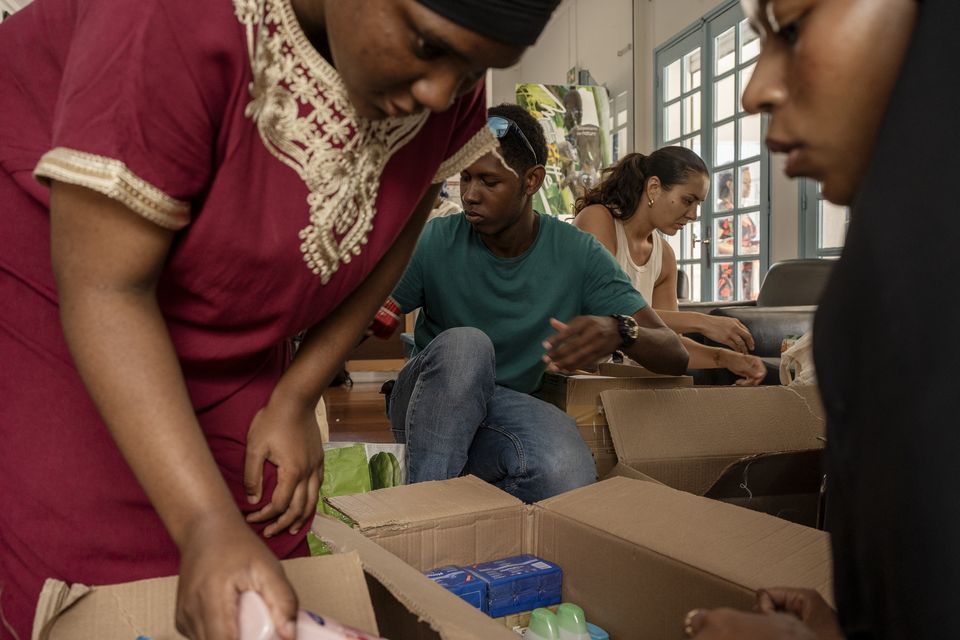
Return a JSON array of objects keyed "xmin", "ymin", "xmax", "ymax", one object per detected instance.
[
  {"xmin": 244, "ymin": 398, "xmax": 324, "ymax": 538},
  {"xmin": 684, "ymin": 587, "xmax": 843, "ymax": 640},
  {"xmin": 684, "ymin": 608, "xmax": 817, "ymax": 639},
  {"xmin": 756, "ymin": 588, "xmax": 845, "ymax": 639},
  {"xmin": 701, "ymin": 315, "xmax": 755, "ymax": 354},
  {"xmin": 176, "ymin": 513, "xmax": 298, "ymax": 640},
  {"xmin": 717, "ymin": 349, "xmax": 768, "ymax": 386}
]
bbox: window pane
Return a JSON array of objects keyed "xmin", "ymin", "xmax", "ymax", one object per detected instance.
[
  {"xmin": 715, "ymin": 262, "xmax": 735, "ymax": 301},
  {"xmin": 739, "ymin": 212, "xmax": 760, "ymax": 255},
  {"xmin": 685, "ymin": 220, "xmax": 702, "ymax": 260},
  {"xmin": 739, "ymin": 20, "xmax": 760, "ymax": 63},
  {"xmin": 714, "ymin": 216, "xmax": 734, "ymax": 257},
  {"xmin": 614, "ymin": 129, "xmax": 628, "ymax": 161},
  {"xmin": 819, "ymin": 200, "xmax": 849, "ymax": 249},
  {"xmin": 740, "ymin": 260, "xmax": 760, "ymax": 301},
  {"xmin": 665, "ymin": 101, "xmax": 681, "ymax": 141},
  {"xmin": 739, "ymin": 113, "xmax": 762, "ymax": 159},
  {"xmin": 664, "ymin": 225, "xmax": 682, "ymax": 258},
  {"xmin": 714, "ymin": 170, "xmax": 735, "ymax": 212},
  {"xmin": 739, "ymin": 161, "xmax": 760, "ymax": 208},
  {"xmin": 682, "ymin": 135, "xmax": 702, "ymax": 157},
  {"xmin": 665, "ymin": 60, "xmax": 682, "ymax": 101},
  {"xmin": 681, "ymin": 263, "xmax": 702, "ymax": 302},
  {"xmin": 715, "ymin": 27, "xmax": 736, "ymax": 75},
  {"xmin": 714, "ymin": 121, "xmax": 735, "ymax": 167},
  {"xmin": 617, "ymin": 109, "xmax": 628, "ymax": 126},
  {"xmin": 738, "ymin": 63, "xmax": 756, "ymax": 112},
  {"xmin": 714, "ymin": 74, "xmax": 736, "ymax": 122},
  {"xmin": 683, "ymin": 92, "xmax": 701, "ymax": 134},
  {"xmin": 683, "ymin": 48, "xmax": 702, "ymax": 92}
]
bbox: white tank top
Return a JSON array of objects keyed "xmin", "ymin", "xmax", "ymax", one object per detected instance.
[{"xmin": 613, "ymin": 218, "xmax": 662, "ymax": 303}]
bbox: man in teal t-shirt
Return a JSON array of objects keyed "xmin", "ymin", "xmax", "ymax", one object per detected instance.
[{"xmin": 387, "ymin": 104, "xmax": 688, "ymax": 502}]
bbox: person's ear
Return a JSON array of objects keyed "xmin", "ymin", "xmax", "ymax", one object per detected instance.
[
  {"xmin": 646, "ymin": 176, "xmax": 662, "ymax": 204},
  {"xmin": 525, "ymin": 165, "xmax": 547, "ymax": 195}
]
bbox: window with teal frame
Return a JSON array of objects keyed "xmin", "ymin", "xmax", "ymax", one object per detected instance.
[{"xmin": 654, "ymin": 0, "xmax": 770, "ymax": 302}]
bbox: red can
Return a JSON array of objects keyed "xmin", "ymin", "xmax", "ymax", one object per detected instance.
[{"xmin": 370, "ymin": 297, "xmax": 401, "ymax": 339}]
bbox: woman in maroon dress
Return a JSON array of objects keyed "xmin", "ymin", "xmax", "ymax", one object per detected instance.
[{"xmin": 0, "ymin": 0, "xmax": 560, "ymax": 637}]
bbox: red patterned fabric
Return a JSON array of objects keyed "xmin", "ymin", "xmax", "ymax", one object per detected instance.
[{"xmin": 0, "ymin": 0, "xmax": 488, "ymax": 635}]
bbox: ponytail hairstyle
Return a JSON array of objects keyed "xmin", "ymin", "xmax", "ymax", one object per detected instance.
[{"xmin": 576, "ymin": 146, "xmax": 708, "ymax": 220}]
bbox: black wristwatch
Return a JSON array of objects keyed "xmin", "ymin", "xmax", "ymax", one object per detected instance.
[{"xmin": 610, "ymin": 314, "xmax": 640, "ymax": 349}]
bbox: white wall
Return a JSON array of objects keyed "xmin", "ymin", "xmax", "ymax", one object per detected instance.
[
  {"xmin": 489, "ymin": 0, "xmax": 635, "ymax": 139},
  {"xmin": 633, "ymin": 0, "xmax": 800, "ymax": 263},
  {"xmin": 488, "ymin": 0, "xmax": 800, "ymax": 264}
]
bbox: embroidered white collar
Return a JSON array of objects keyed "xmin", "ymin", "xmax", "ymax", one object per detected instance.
[{"xmin": 233, "ymin": 0, "xmax": 429, "ymax": 282}]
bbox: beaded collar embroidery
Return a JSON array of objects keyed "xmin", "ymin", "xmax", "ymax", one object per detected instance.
[{"xmin": 234, "ymin": 0, "xmax": 429, "ymax": 282}]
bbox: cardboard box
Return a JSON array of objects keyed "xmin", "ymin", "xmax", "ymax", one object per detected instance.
[
  {"xmin": 324, "ymin": 475, "xmax": 834, "ymax": 640},
  {"xmin": 601, "ymin": 385, "xmax": 827, "ymax": 525},
  {"xmin": 35, "ymin": 529, "xmax": 515, "ymax": 639},
  {"xmin": 538, "ymin": 363, "xmax": 694, "ymax": 477}
]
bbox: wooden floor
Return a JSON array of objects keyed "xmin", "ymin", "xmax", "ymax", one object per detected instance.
[{"xmin": 322, "ymin": 369, "xmax": 397, "ymax": 443}]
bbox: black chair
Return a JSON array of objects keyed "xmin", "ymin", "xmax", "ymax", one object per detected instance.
[
  {"xmin": 677, "ymin": 268, "xmax": 690, "ymax": 302},
  {"xmin": 693, "ymin": 259, "xmax": 835, "ymax": 384},
  {"xmin": 755, "ymin": 259, "xmax": 834, "ymax": 307}
]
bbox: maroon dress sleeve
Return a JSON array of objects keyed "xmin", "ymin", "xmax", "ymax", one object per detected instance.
[{"xmin": 33, "ymin": 0, "xmax": 234, "ymax": 229}]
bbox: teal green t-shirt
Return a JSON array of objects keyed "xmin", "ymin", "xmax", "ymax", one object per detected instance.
[{"xmin": 391, "ymin": 213, "xmax": 647, "ymax": 393}]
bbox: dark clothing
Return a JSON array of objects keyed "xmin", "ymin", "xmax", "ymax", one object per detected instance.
[{"xmin": 814, "ymin": 1, "xmax": 960, "ymax": 638}]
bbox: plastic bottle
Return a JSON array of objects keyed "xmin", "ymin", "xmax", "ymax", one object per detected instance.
[
  {"xmin": 556, "ymin": 603, "xmax": 590, "ymax": 640},
  {"xmin": 586, "ymin": 622, "xmax": 610, "ymax": 640},
  {"xmin": 526, "ymin": 607, "xmax": 560, "ymax": 640},
  {"xmin": 238, "ymin": 591, "xmax": 386, "ymax": 640}
]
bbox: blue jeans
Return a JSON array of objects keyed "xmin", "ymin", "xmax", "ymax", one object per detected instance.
[{"xmin": 388, "ymin": 327, "xmax": 596, "ymax": 503}]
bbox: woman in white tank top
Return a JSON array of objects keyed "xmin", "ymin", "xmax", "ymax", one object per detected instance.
[{"xmin": 573, "ymin": 147, "xmax": 766, "ymax": 384}]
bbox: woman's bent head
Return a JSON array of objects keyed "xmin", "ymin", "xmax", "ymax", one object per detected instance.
[
  {"xmin": 310, "ymin": 0, "xmax": 559, "ymax": 119},
  {"xmin": 576, "ymin": 147, "xmax": 709, "ymax": 235}
]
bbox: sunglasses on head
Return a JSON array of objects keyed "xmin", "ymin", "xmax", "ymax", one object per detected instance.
[{"xmin": 487, "ymin": 116, "xmax": 540, "ymax": 165}]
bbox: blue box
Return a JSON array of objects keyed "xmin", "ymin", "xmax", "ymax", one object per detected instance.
[
  {"xmin": 424, "ymin": 565, "xmax": 488, "ymax": 612},
  {"xmin": 468, "ymin": 555, "xmax": 562, "ymax": 618}
]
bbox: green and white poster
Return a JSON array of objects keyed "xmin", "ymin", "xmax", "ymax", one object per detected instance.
[{"xmin": 516, "ymin": 83, "xmax": 612, "ymax": 219}]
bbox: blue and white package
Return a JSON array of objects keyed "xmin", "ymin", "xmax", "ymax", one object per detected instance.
[
  {"xmin": 424, "ymin": 565, "xmax": 488, "ymax": 611},
  {"xmin": 468, "ymin": 554, "xmax": 562, "ymax": 618}
]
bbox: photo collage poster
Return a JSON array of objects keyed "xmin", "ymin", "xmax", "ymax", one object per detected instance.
[{"xmin": 516, "ymin": 84, "xmax": 612, "ymax": 220}]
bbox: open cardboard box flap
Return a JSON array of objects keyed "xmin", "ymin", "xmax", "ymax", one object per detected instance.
[
  {"xmin": 327, "ymin": 475, "xmax": 521, "ymax": 532},
  {"xmin": 536, "ymin": 477, "xmax": 833, "ymax": 600},
  {"xmin": 329, "ymin": 476, "xmax": 834, "ymax": 607},
  {"xmin": 540, "ymin": 365, "xmax": 693, "ymax": 414},
  {"xmin": 313, "ymin": 515, "xmax": 517, "ymax": 640},
  {"xmin": 35, "ymin": 513, "xmax": 515, "ymax": 640},
  {"xmin": 601, "ymin": 386, "xmax": 826, "ymax": 494},
  {"xmin": 34, "ymin": 552, "xmax": 378, "ymax": 640}
]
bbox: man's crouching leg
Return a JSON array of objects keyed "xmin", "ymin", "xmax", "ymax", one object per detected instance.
[
  {"xmin": 388, "ymin": 327, "xmax": 496, "ymax": 483},
  {"xmin": 465, "ymin": 386, "xmax": 596, "ymax": 503}
]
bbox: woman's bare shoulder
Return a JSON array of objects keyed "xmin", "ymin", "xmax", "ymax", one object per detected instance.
[{"xmin": 572, "ymin": 204, "xmax": 618, "ymax": 252}]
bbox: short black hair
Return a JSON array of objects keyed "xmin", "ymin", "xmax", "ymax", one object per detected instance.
[{"xmin": 488, "ymin": 103, "xmax": 548, "ymax": 176}]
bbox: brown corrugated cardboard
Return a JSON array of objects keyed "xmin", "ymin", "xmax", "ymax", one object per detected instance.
[
  {"xmin": 325, "ymin": 475, "xmax": 833, "ymax": 640},
  {"xmin": 538, "ymin": 364, "xmax": 693, "ymax": 477},
  {"xmin": 600, "ymin": 385, "xmax": 826, "ymax": 525},
  {"xmin": 35, "ymin": 515, "xmax": 516, "ymax": 640},
  {"xmin": 36, "ymin": 552, "xmax": 379, "ymax": 640},
  {"xmin": 313, "ymin": 512, "xmax": 517, "ymax": 640},
  {"xmin": 326, "ymin": 476, "xmax": 528, "ymax": 574}
]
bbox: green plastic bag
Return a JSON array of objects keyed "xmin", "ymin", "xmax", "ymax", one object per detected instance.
[
  {"xmin": 306, "ymin": 532, "xmax": 332, "ymax": 557},
  {"xmin": 318, "ymin": 443, "xmax": 370, "ymax": 525}
]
